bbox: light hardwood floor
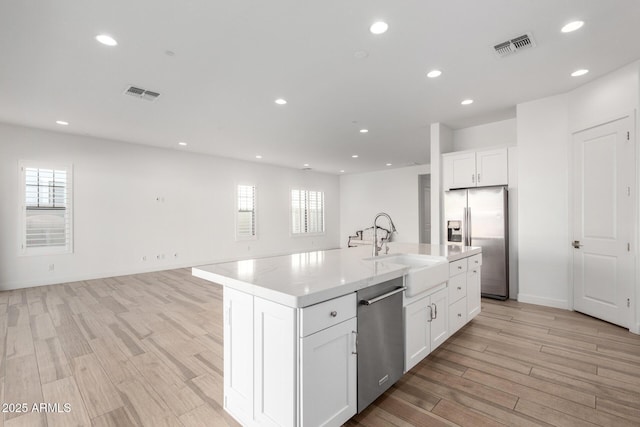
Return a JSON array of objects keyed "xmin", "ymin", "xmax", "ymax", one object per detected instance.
[{"xmin": 1, "ymin": 268, "xmax": 639, "ymax": 426}]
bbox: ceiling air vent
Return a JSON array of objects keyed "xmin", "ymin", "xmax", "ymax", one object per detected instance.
[
  {"xmin": 123, "ymin": 85, "xmax": 161, "ymax": 101},
  {"xmin": 493, "ymin": 33, "xmax": 536, "ymax": 58}
]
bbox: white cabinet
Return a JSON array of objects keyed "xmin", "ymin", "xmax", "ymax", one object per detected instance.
[
  {"xmin": 476, "ymin": 149, "xmax": 508, "ymax": 187},
  {"xmin": 466, "ymin": 255, "xmax": 482, "ymax": 321},
  {"xmin": 223, "ymin": 288, "xmax": 254, "ymax": 426},
  {"xmin": 254, "ymin": 298, "xmax": 297, "ymax": 427},
  {"xmin": 224, "ymin": 288, "xmax": 356, "ymax": 427},
  {"xmin": 404, "ymin": 286, "xmax": 449, "ymax": 372},
  {"xmin": 448, "ymin": 254, "xmax": 482, "ymax": 335},
  {"xmin": 443, "ymin": 148, "xmax": 508, "ymax": 190},
  {"xmin": 301, "ymin": 317, "xmax": 357, "ymax": 427}
]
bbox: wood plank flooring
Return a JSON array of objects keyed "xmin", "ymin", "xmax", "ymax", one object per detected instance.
[{"xmin": 1, "ymin": 268, "xmax": 639, "ymax": 426}]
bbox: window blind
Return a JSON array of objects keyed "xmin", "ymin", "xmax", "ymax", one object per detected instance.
[
  {"xmin": 237, "ymin": 185, "xmax": 256, "ymax": 238},
  {"xmin": 291, "ymin": 189, "xmax": 324, "ymax": 234},
  {"xmin": 22, "ymin": 165, "xmax": 73, "ymax": 253}
]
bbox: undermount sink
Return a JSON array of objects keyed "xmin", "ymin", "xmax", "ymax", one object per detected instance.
[{"xmin": 367, "ymin": 254, "xmax": 449, "ymax": 297}]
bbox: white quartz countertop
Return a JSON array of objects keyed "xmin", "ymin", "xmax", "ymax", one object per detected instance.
[{"xmin": 192, "ymin": 243, "xmax": 480, "ymax": 308}]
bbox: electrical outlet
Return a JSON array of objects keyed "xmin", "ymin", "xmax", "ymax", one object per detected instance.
[{"xmin": 48, "ymin": 264, "xmax": 55, "ymax": 272}]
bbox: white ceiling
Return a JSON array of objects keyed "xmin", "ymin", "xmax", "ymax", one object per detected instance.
[{"xmin": 2, "ymin": 0, "xmax": 640, "ymax": 174}]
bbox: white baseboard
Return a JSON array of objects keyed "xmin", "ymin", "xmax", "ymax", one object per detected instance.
[
  {"xmin": 630, "ymin": 322, "xmax": 640, "ymax": 335},
  {"xmin": 517, "ymin": 293, "xmax": 569, "ymax": 310}
]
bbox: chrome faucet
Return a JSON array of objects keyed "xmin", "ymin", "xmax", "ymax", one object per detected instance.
[{"xmin": 373, "ymin": 212, "xmax": 397, "ymax": 256}]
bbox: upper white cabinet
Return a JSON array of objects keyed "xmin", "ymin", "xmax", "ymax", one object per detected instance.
[{"xmin": 443, "ymin": 148, "xmax": 508, "ymax": 190}]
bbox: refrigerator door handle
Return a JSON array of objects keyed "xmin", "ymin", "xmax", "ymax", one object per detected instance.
[{"xmin": 466, "ymin": 207, "xmax": 472, "ymax": 246}]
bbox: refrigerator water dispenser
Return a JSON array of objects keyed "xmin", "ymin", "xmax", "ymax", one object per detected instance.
[{"xmin": 447, "ymin": 220, "xmax": 462, "ymax": 243}]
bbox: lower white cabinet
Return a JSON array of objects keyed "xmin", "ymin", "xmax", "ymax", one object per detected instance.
[
  {"xmin": 224, "ymin": 288, "xmax": 356, "ymax": 427},
  {"xmin": 254, "ymin": 297, "xmax": 297, "ymax": 427},
  {"xmin": 301, "ymin": 317, "xmax": 357, "ymax": 427},
  {"xmin": 223, "ymin": 288, "xmax": 254, "ymax": 426},
  {"xmin": 467, "ymin": 266, "xmax": 481, "ymax": 320},
  {"xmin": 404, "ymin": 286, "xmax": 448, "ymax": 372},
  {"xmin": 449, "ymin": 254, "xmax": 482, "ymax": 335}
]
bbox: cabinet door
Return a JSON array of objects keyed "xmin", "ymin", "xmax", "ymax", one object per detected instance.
[
  {"xmin": 467, "ymin": 267, "xmax": 481, "ymax": 320},
  {"xmin": 476, "ymin": 148, "xmax": 508, "ymax": 187},
  {"xmin": 224, "ymin": 288, "xmax": 254, "ymax": 425},
  {"xmin": 429, "ymin": 287, "xmax": 449, "ymax": 351},
  {"xmin": 404, "ymin": 297, "xmax": 431, "ymax": 372},
  {"xmin": 254, "ymin": 298, "xmax": 297, "ymax": 427},
  {"xmin": 443, "ymin": 152, "xmax": 476, "ymax": 190},
  {"xmin": 301, "ymin": 318, "xmax": 357, "ymax": 427}
]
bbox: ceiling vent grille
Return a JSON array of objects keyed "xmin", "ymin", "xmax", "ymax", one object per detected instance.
[
  {"xmin": 493, "ymin": 33, "xmax": 536, "ymax": 57},
  {"xmin": 123, "ymin": 85, "xmax": 161, "ymax": 101}
]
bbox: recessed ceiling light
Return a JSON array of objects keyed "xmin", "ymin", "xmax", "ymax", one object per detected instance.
[
  {"xmin": 571, "ymin": 69, "xmax": 589, "ymax": 77},
  {"xmin": 178, "ymin": 141, "xmax": 187, "ymax": 146},
  {"xmin": 461, "ymin": 99, "xmax": 474, "ymax": 105},
  {"xmin": 55, "ymin": 120, "xmax": 69, "ymax": 126},
  {"xmin": 303, "ymin": 163, "xmax": 310, "ymax": 167},
  {"xmin": 256, "ymin": 155, "xmax": 262, "ymax": 159},
  {"xmin": 561, "ymin": 21, "xmax": 584, "ymax": 33},
  {"xmin": 427, "ymin": 70, "xmax": 442, "ymax": 78},
  {"xmin": 340, "ymin": 170, "xmax": 345, "ymax": 173},
  {"xmin": 359, "ymin": 129, "xmax": 369, "ymax": 133},
  {"xmin": 275, "ymin": 98, "xmax": 287, "ymax": 105},
  {"xmin": 352, "ymin": 155, "xmax": 359, "ymax": 158},
  {"xmin": 369, "ymin": 21, "xmax": 388, "ymax": 35},
  {"xmin": 96, "ymin": 34, "xmax": 118, "ymax": 46},
  {"xmin": 386, "ymin": 163, "xmax": 392, "ymax": 166}
]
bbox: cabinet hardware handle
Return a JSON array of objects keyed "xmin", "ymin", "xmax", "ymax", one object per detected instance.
[
  {"xmin": 352, "ymin": 331, "xmax": 358, "ymax": 354},
  {"xmin": 458, "ymin": 313, "xmax": 462, "ymax": 317},
  {"xmin": 473, "ymin": 270, "xmax": 477, "ymax": 274},
  {"xmin": 471, "ymin": 174, "xmax": 475, "ymax": 183},
  {"xmin": 477, "ymin": 173, "xmax": 481, "ymax": 182},
  {"xmin": 457, "ymin": 286, "xmax": 462, "ymax": 290},
  {"xmin": 426, "ymin": 305, "xmax": 433, "ymax": 323},
  {"xmin": 431, "ymin": 303, "xmax": 437, "ymax": 320},
  {"xmin": 330, "ymin": 311, "xmax": 337, "ymax": 317},
  {"xmin": 458, "ymin": 266, "xmax": 462, "ymax": 270}
]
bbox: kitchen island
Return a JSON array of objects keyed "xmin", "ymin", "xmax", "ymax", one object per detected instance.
[{"xmin": 193, "ymin": 243, "xmax": 481, "ymax": 427}]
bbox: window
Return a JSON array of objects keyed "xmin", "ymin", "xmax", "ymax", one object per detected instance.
[
  {"xmin": 20, "ymin": 163, "xmax": 73, "ymax": 255},
  {"xmin": 237, "ymin": 184, "xmax": 256, "ymax": 239},
  {"xmin": 291, "ymin": 189, "xmax": 324, "ymax": 235}
]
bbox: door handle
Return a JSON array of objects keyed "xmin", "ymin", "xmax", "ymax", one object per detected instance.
[{"xmin": 572, "ymin": 240, "xmax": 582, "ymax": 249}]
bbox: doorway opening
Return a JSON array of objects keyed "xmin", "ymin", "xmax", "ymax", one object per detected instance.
[{"xmin": 419, "ymin": 174, "xmax": 431, "ymax": 244}]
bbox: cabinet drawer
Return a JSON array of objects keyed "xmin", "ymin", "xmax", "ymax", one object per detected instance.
[
  {"xmin": 449, "ymin": 259, "xmax": 467, "ymax": 276},
  {"xmin": 449, "ymin": 297, "xmax": 467, "ymax": 335},
  {"xmin": 300, "ymin": 293, "xmax": 356, "ymax": 337},
  {"xmin": 448, "ymin": 274, "xmax": 466, "ymax": 304},
  {"xmin": 468, "ymin": 254, "xmax": 482, "ymax": 269}
]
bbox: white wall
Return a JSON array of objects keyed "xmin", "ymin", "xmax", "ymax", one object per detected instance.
[
  {"xmin": 516, "ymin": 94, "xmax": 570, "ymax": 308},
  {"xmin": 339, "ymin": 164, "xmax": 430, "ymax": 246},
  {"xmin": 0, "ymin": 122, "xmax": 340, "ymax": 290},
  {"xmin": 517, "ymin": 61, "xmax": 640, "ymax": 320},
  {"xmin": 452, "ymin": 118, "xmax": 517, "ymax": 151}
]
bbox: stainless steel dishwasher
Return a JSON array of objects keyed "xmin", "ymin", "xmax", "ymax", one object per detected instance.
[{"xmin": 356, "ymin": 277, "xmax": 405, "ymax": 413}]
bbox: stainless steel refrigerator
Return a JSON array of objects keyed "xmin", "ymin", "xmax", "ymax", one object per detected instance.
[{"xmin": 444, "ymin": 186, "xmax": 509, "ymax": 300}]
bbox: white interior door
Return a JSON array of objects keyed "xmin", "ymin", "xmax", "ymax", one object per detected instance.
[{"xmin": 572, "ymin": 116, "xmax": 635, "ymax": 328}]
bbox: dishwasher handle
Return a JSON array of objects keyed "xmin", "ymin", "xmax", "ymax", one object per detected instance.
[{"xmin": 360, "ymin": 286, "xmax": 406, "ymax": 305}]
